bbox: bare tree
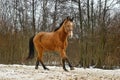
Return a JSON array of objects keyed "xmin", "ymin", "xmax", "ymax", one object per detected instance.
[
  {"xmin": 52, "ymin": 0, "xmax": 58, "ymax": 30},
  {"xmin": 32, "ymin": 0, "xmax": 36, "ymax": 35},
  {"xmin": 40, "ymin": 0, "xmax": 48, "ymax": 31}
]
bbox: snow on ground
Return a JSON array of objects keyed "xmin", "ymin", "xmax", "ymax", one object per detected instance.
[{"xmin": 0, "ymin": 64, "xmax": 120, "ymax": 80}]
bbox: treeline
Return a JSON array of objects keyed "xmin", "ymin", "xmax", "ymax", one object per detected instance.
[{"xmin": 0, "ymin": 0, "xmax": 120, "ymax": 69}]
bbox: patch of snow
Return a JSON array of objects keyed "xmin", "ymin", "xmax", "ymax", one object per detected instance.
[{"xmin": 0, "ymin": 64, "xmax": 120, "ymax": 80}]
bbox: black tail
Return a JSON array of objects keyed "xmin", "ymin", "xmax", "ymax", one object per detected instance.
[{"xmin": 26, "ymin": 36, "xmax": 35, "ymax": 60}]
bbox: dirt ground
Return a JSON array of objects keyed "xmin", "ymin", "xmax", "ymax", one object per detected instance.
[{"xmin": 0, "ymin": 64, "xmax": 120, "ymax": 80}]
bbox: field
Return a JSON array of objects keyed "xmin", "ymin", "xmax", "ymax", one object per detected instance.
[{"xmin": 0, "ymin": 64, "xmax": 120, "ymax": 80}]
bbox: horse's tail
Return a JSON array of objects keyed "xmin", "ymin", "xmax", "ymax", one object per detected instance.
[{"xmin": 26, "ymin": 36, "xmax": 35, "ymax": 60}]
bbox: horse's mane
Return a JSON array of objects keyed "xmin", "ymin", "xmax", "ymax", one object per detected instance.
[{"xmin": 54, "ymin": 19, "xmax": 65, "ymax": 32}]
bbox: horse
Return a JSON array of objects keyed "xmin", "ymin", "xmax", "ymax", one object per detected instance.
[{"xmin": 26, "ymin": 16, "xmax": 74, "ymax": 71}]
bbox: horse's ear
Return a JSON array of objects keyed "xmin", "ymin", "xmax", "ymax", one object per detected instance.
[
  {"xmin": 67, "ymin": 16, "xmax": 70, "ymax": 20},
  {"xmin": 71, "ymin": 17, "xmax": 74, "ymax": 22},
  {"xmin": 66, "ymin": 16, "xmax": 74, "ymax": 21}
]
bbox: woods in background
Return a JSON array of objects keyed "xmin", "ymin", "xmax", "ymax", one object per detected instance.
[{"xmin": 0, "ymin": 0, "xmax": 120, "ymax": 69}]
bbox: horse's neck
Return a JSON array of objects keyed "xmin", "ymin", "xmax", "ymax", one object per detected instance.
[{"xmin": 57, "ymin": 25, "xmax": 68, "ymax": 42}]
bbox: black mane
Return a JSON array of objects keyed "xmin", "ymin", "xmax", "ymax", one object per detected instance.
[{"xmin": 54, "ymin": 19, "xmax": 65, "ymax": 32}]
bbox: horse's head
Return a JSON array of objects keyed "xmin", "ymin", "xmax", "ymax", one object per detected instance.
[{"xmin": 63, "ymin": 16, "xmax": 74, "ymax": 38}]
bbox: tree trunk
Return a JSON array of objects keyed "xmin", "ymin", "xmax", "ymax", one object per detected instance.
[
  {"xmin": 52, "ymin": 0, "xmax": 58, "ymax": 31},
  {"xmin": 32, "ymin": 0, "xmax": 36, "ymax": 35}
]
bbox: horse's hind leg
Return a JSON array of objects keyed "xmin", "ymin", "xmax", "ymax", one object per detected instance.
[
  {"xmin": 35, "ymin": 46, "xmax": 49, "ymax": 70},
  {"xmin": 35, "ymin": 58, "xmax": 39, "ymax": 69},
  {"xmin": 40, "ymin": 59, "xmax": 49, "ymax": 70}
]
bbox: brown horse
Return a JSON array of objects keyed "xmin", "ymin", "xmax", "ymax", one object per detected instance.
[{"xmin": 26, "ymin": 16, "xmax": 74, "ymax": 71}]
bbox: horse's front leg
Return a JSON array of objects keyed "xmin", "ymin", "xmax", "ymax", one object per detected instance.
[
  {"xmin": 65, "ymin": 58, "xmax": 74, "ymax": 70},
  {"xmin": 60, "ymin": 50, "xmax": 74, "ymax": 71},
  {"xmin": 62, "ymin": 57, "xmax": 68, "ymax": 71}
]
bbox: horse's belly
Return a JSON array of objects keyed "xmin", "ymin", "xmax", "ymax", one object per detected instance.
[
  {"xmin": 41, "ymin": 40, "xmax": 57, "ymax": 51},
  {"xmin": 41, "ymin": 40, "xmax": 64, "ymax": 52}
]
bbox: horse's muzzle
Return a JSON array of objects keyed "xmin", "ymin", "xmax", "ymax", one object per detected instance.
[{"xmin": 69, "ymin": 30, "xmax": 73, "ymax": 38}]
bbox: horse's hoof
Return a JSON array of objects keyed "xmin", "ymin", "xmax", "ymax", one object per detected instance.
[
  {"xmin": 44, "ymin": 67, "xmax": 49, "ymax": 70},
  {"xmin": 35, "ymin": 66, "xmax": 38, "ymax": 69},
  {"xmin": 64, "ymin": 68, "xmax": 69, "ymax": 72},
  {"xmin": 70, "ymin": 67, "xmax": 74, "ymax": 70}
]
